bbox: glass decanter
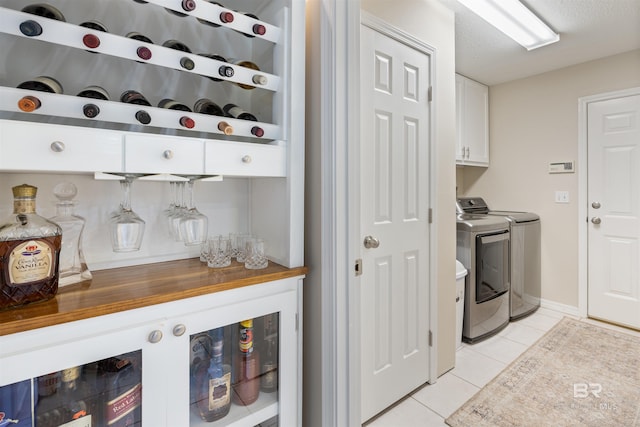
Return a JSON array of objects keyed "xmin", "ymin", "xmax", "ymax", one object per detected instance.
[{"xmin": 49, "ymin": 182, "xmax": 92, "ymax": 286}]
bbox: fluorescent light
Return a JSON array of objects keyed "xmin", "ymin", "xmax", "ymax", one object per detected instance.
[{"xmin": 458, "ymin": 0, "xmax": 559, "ymax": 50}]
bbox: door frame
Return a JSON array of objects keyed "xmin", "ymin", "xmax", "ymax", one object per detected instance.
[
  {"xmin": 358, "ymin": 13, "xmax": 437, "ymax": 421},
  {"xmin": 577, "ymin": 86, "xmax": 640, "ymax": 318}
]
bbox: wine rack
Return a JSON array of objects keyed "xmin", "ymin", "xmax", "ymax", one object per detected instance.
[{"xmin": 0, "ymin": 0, "xmax": 287, "ymax": 144}]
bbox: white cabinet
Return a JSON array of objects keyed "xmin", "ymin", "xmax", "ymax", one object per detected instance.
[
  {"xmin": 0, "ymin": 270, "xmax": 304, "ymax": 427},
  {"xmin": 456, "ymin": 74, "xmax": 489, "ymax": 167}
]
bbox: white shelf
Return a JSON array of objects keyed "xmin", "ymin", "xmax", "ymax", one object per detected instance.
[{"xmin": 0, "ymin": 86, "xmax": 281, "ymax": 140}]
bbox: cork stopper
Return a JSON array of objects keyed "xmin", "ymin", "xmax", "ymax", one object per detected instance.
[{"xmin": 12, "ymin": 184, "xmax": 38, "ymax": 198}]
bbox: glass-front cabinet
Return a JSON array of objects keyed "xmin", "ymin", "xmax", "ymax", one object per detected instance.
[{"xmin": 0, "ymin": 275, "xmax": 302, "ymax": 427}]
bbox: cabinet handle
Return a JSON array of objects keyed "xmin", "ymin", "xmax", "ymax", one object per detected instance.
[
  {"xmin": 173, "ymin": 324, "xmax": 186, "ymax": 337},
  {"xmin": 50, "ymin": 141, "xmax": 65, "ymax": 152},
  {"xmin": 242, "ymin": 155, "xmax": 252, "ymax": 164},
  {"xmin": 148, "ymin": 329, "xmax": 163, "ymax": 343},
  {"xmin": 465, "ymin": 147, "xmax": 470, "ymax": 159},
  {"xmin": 163, "ymin": 149, "xmax": 174, "ymax": 160}
]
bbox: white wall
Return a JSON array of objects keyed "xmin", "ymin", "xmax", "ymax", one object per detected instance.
[
  {"xmin": 459, "ymin": 49, "xmax": 640, "ymax": 308},
  {"xmin": 303, "ymin": 0, "xmax": 456, "ymax": 425}
]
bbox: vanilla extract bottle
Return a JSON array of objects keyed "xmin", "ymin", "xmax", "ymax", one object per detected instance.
[{"xmin": 0, "ymin": 184, "xmax": 62, "ymax": 310}]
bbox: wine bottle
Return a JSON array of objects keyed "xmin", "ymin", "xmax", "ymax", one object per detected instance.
[
  {"xmin": 232, "ymin": 319, "xmax": 260, "ymax": 406},
  {"xmin": 135, "ymin": 110, "xmax": 151, "ymax": 125},
  {"xmin": 196, "ymin": 1, "xmax": 223, "ymax": 27},
  {"xmin": 35, "ymin": 372, "xmax": 63, "ymax": 427},
  {"xmin": 17, "ymin": 95, "xmax": 41, "ymax": 112},
  {"xmin": 158, "ymin": 98, "xmax": 192, "ymax": 111},
  {"xmin": 223, "ymin": 103, "xmax": 258, "ymax": 121},
  {"xmin": 100, "ymin": 353, "xmax": 142, "ymax": 427},
  {"xmin": 77, "ymin": 85, "xmax": 110, "ymax": 100},
  {"xmin": 120, "ymin": 90, "xmax": 151, "ymax": 106},
  {"xmin": 237, "ymin": 12, "xmax": 266, "ymax": 38},
  {"xmin": 232, "ymin": 60, "xmax": 267, "ymax": 89},
  {"xmin": 218, "ymin": 121, "xmax": 233, "ymax": 135},
  {"xmin": 19, "ymin": 19, "xmax": 42, "ymax": 37},
  {"xmin": 194, "ymin": 328, "xmax": 231, "ymax": 422},
  {"xmin": 194, "ymin": 98, "xmax": 224, "ymax": 116},
  {"xmin": 79, "ymin": 21, "xmax": 107, "ymax": 51},
  {"xmin": 82, "ymin": 103, "xmax": 100, "ymax": 118},
  {"xmin": 162, "ymin": 39, "xmax": 192, "ymax": 53},
  {"xmin": 165, "ymin": 0, "xmax": 196, "ymax": 17},
  {"xmin": 17, "ymin": 76, "xmax": 63, "ymax": 94},
  {"xmin": 179, "ymin": 116, "xmax": 196, "ymax": 129},
  {"xmin": 126, "ymin": 32, "xmax": 153, "ymax": 61},
  {"xmin": 21, "ymin": 4, "xmax": 66, "ymax": 21},
  {"xmin": 197, "ymin": 53, "xmax": 233, "ymax": 81}
]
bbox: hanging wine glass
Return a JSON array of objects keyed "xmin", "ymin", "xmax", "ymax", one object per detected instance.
[
  {"xmin": 169, "ymin": 181, "xmax": 188, "ymax": 241},
  {"xmin": 109, "ymin": 175, "xmax": 145, "ymax": 252},
  {"xmin": 179, "ymin": 177, "xmax": 208, "ymax": 246}
]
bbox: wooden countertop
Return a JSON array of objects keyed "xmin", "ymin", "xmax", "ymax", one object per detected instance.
[{"xmin": 0, "ymin": 258, "xmax": 307, "ymax": 336}]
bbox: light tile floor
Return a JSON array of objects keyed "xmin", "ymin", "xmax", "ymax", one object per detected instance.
[{"xmin": 363, "ymin": 307, "xmax": 640, "ymax": 427}]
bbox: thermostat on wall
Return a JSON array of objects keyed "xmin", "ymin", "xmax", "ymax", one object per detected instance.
[{"xmin": 549, "ymin": 161, "xmax": 575, "ymax": 174}]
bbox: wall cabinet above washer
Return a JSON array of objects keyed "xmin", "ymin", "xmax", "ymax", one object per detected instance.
[{"xmin": 456, "ymin": 74, "xmax": 489, "ymax": 167}]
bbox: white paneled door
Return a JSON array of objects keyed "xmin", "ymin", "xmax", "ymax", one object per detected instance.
[
  {"xmin": 587, "ymin": 94, "xmax": 640, "ymax": 330},
  {"xmin": 360, "ymin": 23, "xmax": 431, "ymax": 422}
]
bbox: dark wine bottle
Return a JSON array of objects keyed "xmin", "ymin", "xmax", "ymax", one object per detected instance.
[
  {"xmin": 251, "ymin": 126, "xmax": 265, "ymax": 138},
  {"xmin": 238, "ymin": 12, "xmax": 266, "ymax": 38},
  {"xmin": 162, "ymin": 39, "xmax": 192, "ymax": 53},
  {"xmin": 194, "ymin": 98, "xmax": 224, "ymax": 116},
  {"xmin": 77, "ymin": 85, "xmax": 110, "ymax": 100},
  {"xmin": 120, "ymin": 90, "xmax": 151, "ymax": 106},
  {"xmin": 21, "ymin": 4, "xmax": 66, "ymax": 21},
  {"xmin": 223, "ymin": 104, "xmax": 258, "ymax": 121},
  {"xmin": 194, "ymin": 328, "xmax": 231, "ymax": 422},
  {"xmin": 82, "ymin": 103, "xmax": 100, "ymax": 118},
  {"xmin": 158, "ymin": 98, "xmax": 192, "ymax": 112},
  {"xmin": 135, "ymin": 110, "xmax": 151, "ymax": 125},
  {"xmin": 165, "ymin": 0, "xmax": 196, "ymax": 17},
  {"xmin": 126, "ymin": 32, "xmax": 153, "ymax": 61},
  {"xmin": 197, "ymin": 53, "xmax": 233, "ymax": 82},
  {"xmin": 19, "ymin": 20, "xmax": 42, "ymax": 37},
  {"xmin": 232, "ymin": 319, "xmax": 260, "ymax": 406}
]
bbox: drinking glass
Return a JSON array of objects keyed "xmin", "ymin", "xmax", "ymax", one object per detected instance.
[
  {"xmin": 109, "ymin": 175, "xmax": 145, "ymax": 252},
  {"xmin": 179, "ymin": 178, "xmax": 208, "ymax": 246},
  {"xmin": 168, "ymin": 181, "xmax": 187, "ymax": 241},
  {"xmin": 207, "ymin": 235, "xmax": 231, "ymax": 268},
  {"xmin": 244, "ymin": 238, "xmax": 268, "ymax": 270},
  {"xmin": 235, "ymin": 233, "xmax": 252, "ymax": 262}
]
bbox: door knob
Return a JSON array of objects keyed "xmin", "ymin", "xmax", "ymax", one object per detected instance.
[
  {"xmin": 592, "ymin": 202, "xmax": 601, "ymax": 209},
  {"xmin": 363, "ymin": 235, "xmax": 380, "ymax": 249},
  {"xmin": 148, "ymin": 329, "xmax": 163, "ymax": 343},
  {"xmin": 591, "ymin": 217, "xmax": 601, "ymax": 225}
]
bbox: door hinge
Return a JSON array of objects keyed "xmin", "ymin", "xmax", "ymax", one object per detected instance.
[
  {"xmin": 428, "ymin": 86, "xmax": 433, "ymax": 102},
  {"xmin": 428, "ymin": 208, "xmax": 433, "ymax": 224},
  {"xmin": 355, "ymin": 258, "xmax": 362, "ymax": 276},
  {"xmin": 429, "ymin": 330, "xmax": 433, "ymax": 347}
]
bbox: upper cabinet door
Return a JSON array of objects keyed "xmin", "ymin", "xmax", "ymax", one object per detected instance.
[{"xmin": 455, "ymin": 74, "xmax": 489, "ymax": 167}]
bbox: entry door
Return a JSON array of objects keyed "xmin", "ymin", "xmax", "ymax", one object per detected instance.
[
  {"xmin": 360, "ymin": 23, "xmax": 431, "ymax": 422},
  {"xmin": 587, "ymin": 94, "xmax": 640, "ymax": 330}
]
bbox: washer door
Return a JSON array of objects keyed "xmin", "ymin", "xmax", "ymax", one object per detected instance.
[{"xmin": 475, "ymin": 231, "xmax": 510, "ymax": 303}]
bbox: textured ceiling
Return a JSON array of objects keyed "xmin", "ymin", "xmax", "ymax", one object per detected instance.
[{"xmin": 438, "ymin": 0, "xmax": 640, "ymax": 86}]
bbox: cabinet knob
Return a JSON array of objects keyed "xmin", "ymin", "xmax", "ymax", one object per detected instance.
[
  {"xmin": 50, "ymin": 141, "xmax": 65, "ymax": 152},
  {"xmin": 242, "ymin": 155, "xmax": 252, "ymax": 164},
  {"xmin": 148, "ymin": 329, "xmax": 163, "ymax": 343},
  {"xmin": 163, "ymin": 149, "xmax": 174, "ymax": 160},
  {"xmin": 173, "ymin": 324, "xmax": 186, "ymax": 337}
]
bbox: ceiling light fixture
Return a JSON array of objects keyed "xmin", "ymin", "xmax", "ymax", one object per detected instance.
[{"xmin": 457, "ymin": 0, "xmax": 559, "ymax": 50}]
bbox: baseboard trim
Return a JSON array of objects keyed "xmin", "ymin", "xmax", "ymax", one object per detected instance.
[{"xmin": 540, "ymin": 298, "xmax": 580, "ymax": 317}]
